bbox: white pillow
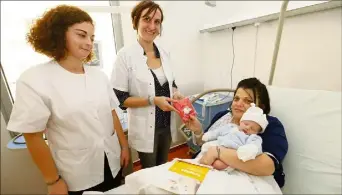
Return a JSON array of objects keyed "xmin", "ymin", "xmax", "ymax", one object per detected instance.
[{"xmin": 267, "ymin": 86, "xmax": 341, "ymax": 194}]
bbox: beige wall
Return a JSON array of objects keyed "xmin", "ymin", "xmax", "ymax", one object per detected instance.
[{"xmin": 1, "ymin": 112, "xmax": 47, "ymax": 194}]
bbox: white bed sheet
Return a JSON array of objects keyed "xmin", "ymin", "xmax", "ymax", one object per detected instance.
[{"xmin": 106, "ymin": 158, "xmax": 282, "ymax": 194}]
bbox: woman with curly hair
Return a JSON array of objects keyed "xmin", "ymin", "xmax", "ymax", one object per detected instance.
[{"xmin": 6, "ymin": 5, "xmax": 129, "ymax": 195}]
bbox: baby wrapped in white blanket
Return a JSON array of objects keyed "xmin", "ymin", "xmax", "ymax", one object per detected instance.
[{"xmin": 198, "ymin": 103, "xmax": 268, "ymax": 171}]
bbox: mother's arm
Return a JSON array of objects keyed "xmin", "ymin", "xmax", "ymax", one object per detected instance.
[{"xmin": 217, "ymin": 147, "xmax": 275, "ymax": 176}]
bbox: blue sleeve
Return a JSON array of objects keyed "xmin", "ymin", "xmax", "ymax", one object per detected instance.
[
  {"xmin": 113, "ymin": 88, "xmax": 130, "ymax": 110},
  {"xmin": 261, "ymin": 116, "xmax": 288, "ymax": 164},
  {"xmin": 172, "ymin": 80, "xmax": 178, "ymax": 88}
]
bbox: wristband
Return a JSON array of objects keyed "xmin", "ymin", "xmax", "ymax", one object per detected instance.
[
  {"xmin": 148, "ymin": 95, "xmax": 155, "ymax": 105},
  {"xmin": 46, "ymin": 175, "xmax": 61, "ymax": 186},
  {"xmin": 121, "ymin": 146, "xmax": 129, "ymax": 151}
]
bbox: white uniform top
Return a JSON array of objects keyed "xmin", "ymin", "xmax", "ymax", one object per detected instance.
[
  {"xmin": 7, "ymin": 60, "xmax": 122, "ymax": 191},
  {"xmin": 110, "ymin": 41, "xmax": 177, "ymax": 153}
]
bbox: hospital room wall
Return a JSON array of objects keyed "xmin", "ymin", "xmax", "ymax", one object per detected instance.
[
  {"xmin": 201, "ymin": 7, "xmax": 342, "ymax": 92},
  {"xmin": 1, "ymin": 112, "xmax": 47, "ymax": 194}
]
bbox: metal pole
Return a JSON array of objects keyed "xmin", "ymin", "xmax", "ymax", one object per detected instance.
[
  {"xmin": 109, "ymin": 1, "xmax": 125, "ymax": 52},
  {"xmin": 268, "ymin": 0, "xmax": 289, "ymax": 85}
]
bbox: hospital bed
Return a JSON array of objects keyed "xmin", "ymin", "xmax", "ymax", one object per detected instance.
[
  {"xmin": 105, "ymin": 86, "xmax": 341, "ymax": 194},
  {"xmin": 105, "ymin": 1, "xmax": 341, "ymax": 193}
]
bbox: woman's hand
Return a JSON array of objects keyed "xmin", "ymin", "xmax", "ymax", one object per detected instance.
[
  {"xmin": 120, "ymin": 147, "xmax": 130, "ymax": 168},
  {"xmin": 199, "ymin": 146, "xmax": 218, "ymax": 166},
  {"xmin": 47, "ymin": 178, "xmax": 68, "ymax": 195},
  {"xmin": 173, "ymin": 91, "xmax": 185, "ymax": 100},
  {"xmin": 185, "ymin": 115, "xmax": 202, "ymax": 134},
  {"xmin": 154, "ymin": 96, "xmax": 178, "ymax": 112},
  {"xmin": 212, "ymin": 160, "xmax": 229, "ymax": 170}
]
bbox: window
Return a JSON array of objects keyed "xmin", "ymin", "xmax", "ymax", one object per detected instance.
[{"xmin": 1, "ymin": 1, "xmax": 124, "ymax": 139}]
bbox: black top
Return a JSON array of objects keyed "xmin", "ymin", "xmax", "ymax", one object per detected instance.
[
  {"xmin": 194, "ymin": 110, "xmax": 288, "ymax": 188},
  {"xmin": 114, "ymin": 43, "xmax": 178, "ymax": 129}
]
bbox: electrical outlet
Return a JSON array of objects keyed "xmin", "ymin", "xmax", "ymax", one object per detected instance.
[{"xmin": 205, "ymin": 1, "xmax": 216, "ymax": 7}]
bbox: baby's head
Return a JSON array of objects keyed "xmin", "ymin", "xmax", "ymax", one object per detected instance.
[{"xmin": 239, "ymin": 103, "xmax": 268, "ymax": 135}]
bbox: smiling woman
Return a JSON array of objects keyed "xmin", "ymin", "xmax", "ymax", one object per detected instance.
[
  {"xmin": 110, "ymin": 0, "xmax": 184, "ymax": 170},
  {"xmin": 5, "ymin": 4, "xmax": 129, "ymax": 195},
  {"xmin": 0, "ymin": 1, "xmax": 116, "ymax": 101},
  {"xmin": 1, "ymin": 1, "xmax": 119, "ymax": 142},
  {"xmin": 26, "ymin": 5, "xmax": 94, "ymax": 64}
]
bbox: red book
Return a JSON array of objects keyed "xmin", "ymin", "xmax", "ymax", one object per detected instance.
[{"xmin": 173, "ymin": 98, "xmax": 197, "ymax": 122}]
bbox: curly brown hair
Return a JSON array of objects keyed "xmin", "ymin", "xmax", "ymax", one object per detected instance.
[
  {"xmin": 131, "ymin": 0, "xmax": 163, "ymax": 32},
  {"xmin": 27, "ymin": 5, "xmax": 94, "ymax": 62}
]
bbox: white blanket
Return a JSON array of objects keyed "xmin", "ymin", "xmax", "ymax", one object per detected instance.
[{"xmin": 112, "ymin": 159, "xmax": 282, "ymax": 194}]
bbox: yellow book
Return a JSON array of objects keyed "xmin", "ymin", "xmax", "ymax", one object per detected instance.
[{"xmin": 168, "ymin": 160, "xmax": 210, "ymax": 182}]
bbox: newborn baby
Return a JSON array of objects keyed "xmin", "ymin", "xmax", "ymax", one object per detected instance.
[{"xmin": 199, "ymin": 103, "xmax": 268, "ymax": 171}]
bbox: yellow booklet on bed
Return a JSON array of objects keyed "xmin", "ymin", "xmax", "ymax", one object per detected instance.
[{"xmin": 168, "ymin": 159, "xmax": 211, "ymax": 182}]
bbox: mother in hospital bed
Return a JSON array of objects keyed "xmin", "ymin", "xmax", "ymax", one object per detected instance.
[{"xmin": 185, "ymin": 77, "xmax": 288, "ymax": 188}]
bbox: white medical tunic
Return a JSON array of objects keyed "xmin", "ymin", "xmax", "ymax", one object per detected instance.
[
  {"xmin": 111, "ymin": 41, "xmax": 177, "ymax": 153},
  {"xmin": 7, "ymin": 60, "xmax": 122, "ymax": 191}
]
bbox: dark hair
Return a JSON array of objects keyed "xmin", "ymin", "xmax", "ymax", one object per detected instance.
[
  {"xmin": 26, "ymin": 5, "xmax": 94, "ymax": 62},
  {"xmin": 233, "ymin": 77, "xmax": 271, "ymax": 114},
  {"xmin": 131, "ymin": 0, "xmax": 163, "ymax": 32}
]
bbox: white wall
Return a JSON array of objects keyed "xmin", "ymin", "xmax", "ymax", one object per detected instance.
[
  {"xmin": 200, "ymin": 1, "xmax": 329, "ymax": 30},
  {"xmin": 202, "ymin": 6, "xmax": 342, "ymax": 91},
  {"xmin": 1, "ymin": 112, "xmax": 47, "ymax": 194}
]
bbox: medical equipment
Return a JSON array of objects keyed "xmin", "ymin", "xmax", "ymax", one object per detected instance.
[
  {"xmin": 192, "ymin": 92, "xmax": 233, "ymax": 130},
  {"xmin": 178, "ymin": 89, "xmax": 234, "ymax": 155}
]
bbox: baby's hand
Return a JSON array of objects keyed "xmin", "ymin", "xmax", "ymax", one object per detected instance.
[{"xmin": 212, "ymin": 160, "xmax": 229, "ymax": 170}]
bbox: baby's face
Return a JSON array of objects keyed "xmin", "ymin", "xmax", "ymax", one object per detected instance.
[{"xmin": 239, "ymin": 121, "xmax": 262, "ymax": 135}]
